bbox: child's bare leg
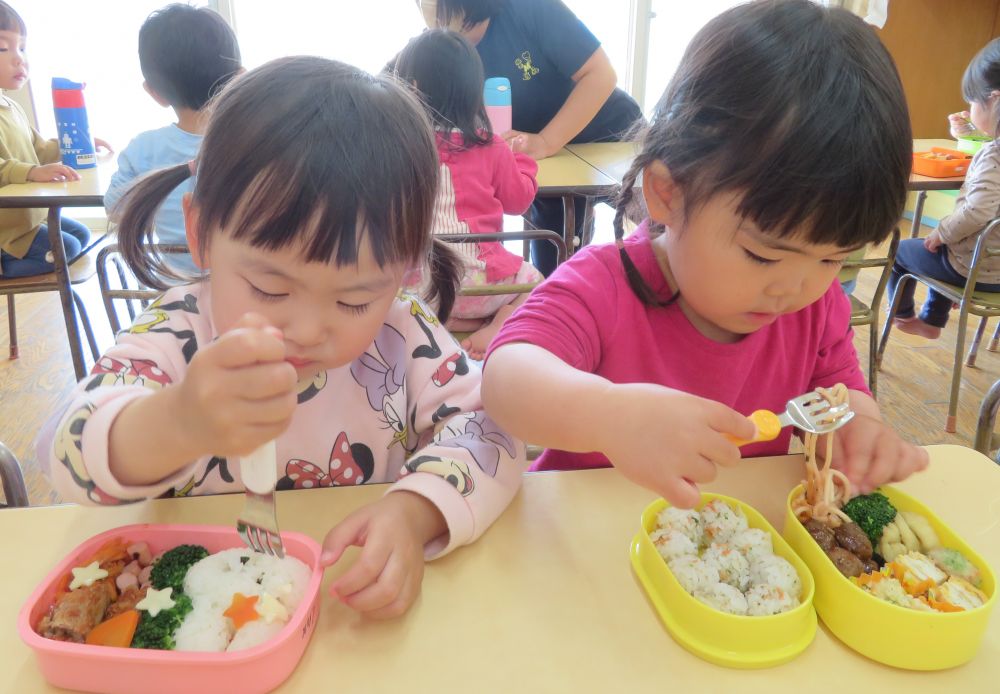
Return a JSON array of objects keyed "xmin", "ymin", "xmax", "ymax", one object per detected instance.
[
  {"xmin": 894, "ymin": 316, "xmax": 942, "ymax": 339},
  {"xmin": 447, "ymin": 316, "xmax": 488, "ymax": 332},
  {"xmin": 461, "ymin": 295, "xmax": 528, "ymax": 360}
]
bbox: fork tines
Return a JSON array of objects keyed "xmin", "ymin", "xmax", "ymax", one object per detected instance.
[{"xmin": 236, "ymin": 490, "xmax": 284, "ymax": 558}]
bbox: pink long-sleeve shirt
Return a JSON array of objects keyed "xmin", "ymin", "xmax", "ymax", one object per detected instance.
[
  {"xmin": 40, "ymin": 284, "xmax": 527, "ymax": 558},
  {"xmin": 486, "ymin": 224, "xmax": 868, "ymax": 471},
  {"xmin": 432, "ymin": 132, "xmax": 538, "ymax": 282}
]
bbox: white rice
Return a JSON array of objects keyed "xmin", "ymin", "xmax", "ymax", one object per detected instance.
[
  {"xmin": 650, "ymin": 527, "xmax": 697, "ymax": 562},
  {"xmin": 745, "ymin": 583, "xmax": 799, "ymax": 616},
  {"xmin": 731, "ymin": 528, "xmax": 773, "ymax": 563},
  {"xmin": 701, "ymin": 499, "xmax": 749, "ymax": 544},
  {"xmin": 749, "ymin": 554, "xmax": 802, "ymax": 599},
  {"xmin": 702, "ymin": 543, "xmax": 751, "ymax": 592},
  {"xmin": 668, "ymin": 554, "xmax": 720, "ymax": 594},
  {"xmin": 693, "ymin": 582, "xmax": 749, "ymax": 615},
  {"xmin": 656, "ymin": 507, "xmax": 703, "ymax": 546},
  {"xmin": 174, "ymin": 548, "xmax": 311, "ymax": 652}
]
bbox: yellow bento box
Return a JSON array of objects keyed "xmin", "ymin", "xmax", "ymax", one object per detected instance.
[
  {"xmin": 782, "ymin": 485, "xmax": 996, "ymax": 670},
  {"xmin": 630, "ymin": 493, "xmax": 817, "ymax": 669}
]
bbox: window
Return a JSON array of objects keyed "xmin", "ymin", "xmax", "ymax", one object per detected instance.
[{"xmin": 19, "ymin": 1, "xmax": 210, "ymax": 144}]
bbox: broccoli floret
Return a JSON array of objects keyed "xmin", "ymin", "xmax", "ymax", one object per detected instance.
[
  {"xmin": 149, "ymin": 544, "xmax": 209, "ymax": 592},
  {"xmin": 131, "ymin": 593, "xmax": 193, "ymax": 650},
  {"xmin": 842, "ymin": 492, "xmax": 897, "ymax": 544}
]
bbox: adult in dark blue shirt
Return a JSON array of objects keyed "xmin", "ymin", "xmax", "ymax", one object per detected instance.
[{"xmin": 418, "ymin": 0, "xmax": 642, "ymax": 275}]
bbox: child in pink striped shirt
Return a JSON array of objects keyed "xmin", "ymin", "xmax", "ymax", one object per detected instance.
[{"xmin": 395, "ymin": 29, "xmax": 541, "ymax": 359}]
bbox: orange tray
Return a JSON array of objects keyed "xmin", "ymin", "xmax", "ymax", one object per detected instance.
[{"xmin": 912, "ymin": 147, "xmax": 972, "ymax": 178}]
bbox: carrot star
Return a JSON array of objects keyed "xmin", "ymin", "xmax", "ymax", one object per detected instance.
[{"xmin": 223, "ymin": 593, "xmax": 260, "ymax": 630}]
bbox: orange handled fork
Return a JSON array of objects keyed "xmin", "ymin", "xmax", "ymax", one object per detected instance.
[{"xmin": 727, "ymin": 391, "xmax": 854, "ymax": 447}]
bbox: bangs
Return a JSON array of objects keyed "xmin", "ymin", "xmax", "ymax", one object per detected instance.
[
  {"xmin": 0, "ymin": 4, "xmax": 25, "ymax": 35},
  {"xmin": 191, "ymin": 58, "xmax": 437, "ymax": 268}
]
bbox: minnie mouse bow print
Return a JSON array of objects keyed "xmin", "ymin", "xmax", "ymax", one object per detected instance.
[{"xmin": 276, "ymin": 433, "xmax": 375, "ymax": 490}]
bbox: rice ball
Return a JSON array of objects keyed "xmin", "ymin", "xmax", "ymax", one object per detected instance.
[
  {"xmin": 656, "ymin": 507, "xmax": 702, "ymax": 546},
  {"xmin": 702, "ymin": 543, "xmax": 751, "ymax": 592},
  {"xmin": 745, "ymin": 583, "xmax": 799, "ymax": 616},
  {"xmin": 173, "ymin": 608, "xmax": 231, "ymax": 652},
  {"xmin": 227, "ymin": 619, "xmax": 286, "ymax": 652},
  {"xmin": 700, "ymin": 499, "xmax": 749, "ymax": 544},
  {"xmin": 693, "ymin": 582, "xmax": 748, "ymax": 615},
  {"xmin": 668, "ymin": 554, "xmax": 720, "ymax": 594},
  {"xmin": 731, "ymin": 528, "xmax": 773, "ymax": 563},
  {"xmin": 650, "ymin": 527, "xmax": 697, "ymax": 562},
  {"xmin": 750, "ymin": 555, "xmax": 802, "ymax": 599}
]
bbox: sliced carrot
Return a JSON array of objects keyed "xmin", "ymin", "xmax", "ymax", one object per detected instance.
[
  {"xmin": 224, "ymin": 593, "xmax": 260, "ymax": 630},
  {"xmin": 85, "ymin": 610, "xmax": 140, "ymax": 648}
]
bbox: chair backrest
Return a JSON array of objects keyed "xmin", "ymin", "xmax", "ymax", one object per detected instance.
[
  {"xmin": 844, "ymin": 227, "xmax": 901, "ymax": 324},
  {"xmin": 96, "ymin": 243, "xmax": 188, "ymax": 334},
  {"xmin": 0, "ymin": 441, "xmax": 29, "ymax": 508}
]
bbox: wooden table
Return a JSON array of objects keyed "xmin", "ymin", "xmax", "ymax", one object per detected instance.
[
  {"xmin": 0, "ymin": 163, "xmax": 112, "ymax": 379},
  {"xmin": 4, "ymin": 444, "xmax": 998, "ymax": 692}
]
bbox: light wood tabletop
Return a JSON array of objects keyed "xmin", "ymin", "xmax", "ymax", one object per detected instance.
[
  {"xmin": 0, "ymin": 160, "xmax": 113, "ymax": 206},
  {"xmin": 566, "ymin": 142, "xmax": 639, "ymax": 185},
  {"xmin": 4, "ymin": 444, "xmax": 998, "ymax": 692},
  {"xmin": 535, "ymin": 147, "xmax": 617, "ymax": 196}
]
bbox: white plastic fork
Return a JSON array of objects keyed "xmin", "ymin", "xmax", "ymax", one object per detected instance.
[{"xmin": 237, "ymin": 440, "xmax": 284, "ymax": 558}]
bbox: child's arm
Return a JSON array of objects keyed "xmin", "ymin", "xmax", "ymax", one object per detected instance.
[
  {"xmin": 491, "ymin": 141, "xmax": 539, "ymax": 214},
  {"xmin": 320, "ymin": 298, "xmax": 529, "ymax": 617},
  {"xmin": 936, "ymin": 147, "xmax": 1000, "ymax": 244},
  {"xmin": 484, "ymin": 343, "xmax": 752, "ymax": 508},
  {"xmin": 104, "ymin": 144, "xmax": 139, "ymax": 222}
]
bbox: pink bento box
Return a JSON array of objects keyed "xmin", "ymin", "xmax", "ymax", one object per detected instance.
[{"xmin": 18, "ymin": 524, "xmax": 323, "ymax": 694}]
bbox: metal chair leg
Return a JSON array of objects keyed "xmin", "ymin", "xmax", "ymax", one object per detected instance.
[
  {"xmin": 989, "ymin": 321, "xmax": 1000, "ymax": 352},
  {"xmin": 974, "ymin": 378, "xmax": 1000, "ymax": 456},
  {"xmin": 909, "ymin": 191, "xmax": 927, "ymax": 238},
  {"xmin": 877, "ymin": 274, "xmax": 911, "ymax": 369},
  {"xmin": 966, "ymin": 316, "xmax": 989, "ymax": 368},
  {"xmin": 6, "ymin": 294, "xmax": 16, "ymax": 360},
  {"xmin": 0, "ymin": 441, "xmax": 29, "ymax": 507},
  {"xmin": 947, "ymin": 303, "xmax": 973, "ymax": 433},
  {"xmin": 72, "ymin": 290, "xmax": 99, "ymax": 364}
]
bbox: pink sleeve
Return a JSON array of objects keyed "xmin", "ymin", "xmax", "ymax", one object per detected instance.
[
  {"xmin": 486, "ymin": 245, "xmax": 616, "ymax": 371},
  {"xmin": 37, "ymin": 288, "xmax": 215, "ymax": 505},
  {"xmin": 385, "ymin": 295, "xmax": 528, "ymax": 559},
  {"xmin": 808, "ymin": 282, "xmax": 870, "ymax": 396},
  {"xmin": 490, "ymin": 137, "xmax": 539, "ymax": 215}
]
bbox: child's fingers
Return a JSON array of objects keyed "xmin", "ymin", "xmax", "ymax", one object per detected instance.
[
  {"xmin": 319, "ymin": 512, "xmax": 367, "ymax": 567},
  {"xmin": 660, "ymin": 475, "xmax": 702, "ymax": 509},
  {"xmin": 678, "ymin": 455, "xmax": 719, "ymax": 485},
  {"xmin": 339, "ymin": 550, "xmax": 409, "ymax": 613},
  {"xmin": 706, "ymin": 402, "xmax": 756, "ymax": 441},
  {"xmin": 224, "ymin": 362, "xmax": 298, "ymax": 401},
  {"xmin": 363, "ymin": 576, "xmax": 420, "ymax": 620},
  {"xmin": 331, "ymin": 536, "xmax": 393, "ymax": 600},
  {"xmin": 859, "ymin": 435, "xmax": 897, "ymax": 493},
  {"xmin": 208, "ymin": 327, "xmax": 286, "ymax": 369},
  {"xmin": 701, "ymin": 432, "xmax": 743, "ymax": 469}
]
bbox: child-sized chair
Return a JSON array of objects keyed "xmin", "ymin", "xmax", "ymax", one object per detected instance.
[
  {"xmin": 0, "ymin": 440, "xmax": 29, "ymax": 508},
  {"xmin": 878, "ymin": 218, "xmax": 1000, "ymax": 432},
  {"xmin": 95, "ymin": 243, "xmax": 188, "ymax": 334},
  {"xmin": 843, "ymin": 227, "xmax": 900, "ymax": 398}
]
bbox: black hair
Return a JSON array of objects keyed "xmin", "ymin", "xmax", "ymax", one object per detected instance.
[
  {"xmin": 395, "ymin": 29, "xmax": 492, "ymax": 147},
  {"xmin": 0, "ymin": 1, "xmax": 25, "ymax": 35},
  {"xmin": 139, "ymin": 4, "xmax": 242, "ymax": 111},
  {"xmin": 434, "ymin": 0, "xmax": 507, "ymax": 30},
  {"xmin": 962, "ymin": 37, "xmax": 1000, "ymax": 137},
  {"xmin": 614, "ymin": 0, "xmax": 911, "ymax": 305},
  {"xmin": 115, "ymin": 56, "xmax": 462, "ymax": 321}
]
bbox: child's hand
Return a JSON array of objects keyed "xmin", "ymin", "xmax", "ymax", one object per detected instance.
[
  {"xmin": 831, "ymin": 413, "xmax": 929, "ymax": 495},
  {"xmin": 94, "ymin": 138, "xmax": 114, "ymax": 155},
  {"xmin": 175, "ymin": 313, "xmax": 297, "ymax": 457},
  {"xmin": 596, "ymin": 384, "xmax": 755, "ymax": 508},
  {"xmin": 28, "ymin": 163, "xmax": 81, "ymax": 182},
  {"xmin": 320, "ymin": 492, "xmax": 447, "ymax": 619},
  {"xmin": 924, "ymin": 229, "xmax": 943, "ymax": 252},
  {"xmin": 948, "ymin": 110, "xmax": 978, "ymax": 138},
  {"xmin": 503, "ymin": 130, "xmax": 553, "ymax": 159}
]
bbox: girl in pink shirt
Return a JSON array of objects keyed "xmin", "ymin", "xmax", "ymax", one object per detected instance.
[
  {"xmin": 395, "ymin": 29, "xmax": 541, "ymax": 359},
  {"xmin": 39, "ymin": 57, "xmax": 527, "ymax": 619},
  {"xmin": 483, "ymin": 0, "xmax": 928, "ymax": 509}
]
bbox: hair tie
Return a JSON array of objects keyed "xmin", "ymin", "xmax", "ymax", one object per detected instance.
[{"xmin": 188, "ymin": 160, "xmax": 197, "ymax": 176}]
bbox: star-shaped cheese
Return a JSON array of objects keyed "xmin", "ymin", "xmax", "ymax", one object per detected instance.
[
  {"xmin": 69, "ymin": 561, "xmax": 109, "ymax": 590},
  {"xmin": 256, "ymin": 592, "xmax": 289, "ymax": 624},
  {"xmin": 223, "ymin": 593, "xmax": 260, "ymax": 630},
  {"xmin": 136, "ymin": 586, "xmax": 176, "ymax": 617}
]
